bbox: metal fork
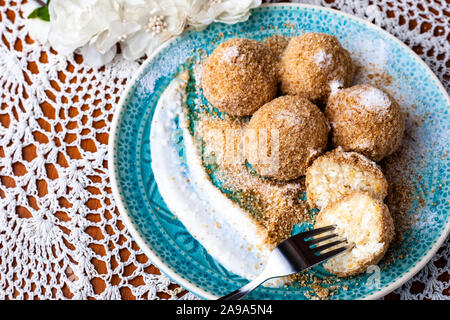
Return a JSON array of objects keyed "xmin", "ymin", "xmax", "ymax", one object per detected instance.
[{"xmin": 218, "ymin": 225, "xmax": 353, "ymax": 300}]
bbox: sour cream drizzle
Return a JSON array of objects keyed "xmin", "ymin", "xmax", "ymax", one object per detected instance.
[{"xmin": 150, "ymin": 71, "xmax": 273, "ymax": 280}]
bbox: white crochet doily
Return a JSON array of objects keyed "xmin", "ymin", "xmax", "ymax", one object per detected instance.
[{"xmin": 0, "ymin": 0, "xmax": 448, "ymax": 300}]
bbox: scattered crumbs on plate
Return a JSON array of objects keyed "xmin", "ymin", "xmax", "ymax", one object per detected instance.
[
  {"xmin": 282, "ymin": 22, "xmax": 297, "ymax": 30},
  {"xmin": 183, "ymin": 30, "xmax": 440, "ymax": 299},
  {"xmin": 210, "ymin": 32, "xmax": 225, "ymax": 46},
  {"xmin": 290, "ymin": 272, "xmax": 340, "ymax": 300},
  {"xmin": 195, "ymin": 114, "xmax": 309, "ymax": 247}
]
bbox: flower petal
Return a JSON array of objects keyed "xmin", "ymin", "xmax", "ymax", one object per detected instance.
[{"xmin": 78, "ymin": 43, "xmax": 117, "ymax": 68}]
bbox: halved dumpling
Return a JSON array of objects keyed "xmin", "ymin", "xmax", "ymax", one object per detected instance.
[
  {"xmin": 314, "ymin": 191, "xmax": 394, "ymax": 277},
  {"xmin": 306, "ymin": 147, "xmax": 388, "ymax": 210}
]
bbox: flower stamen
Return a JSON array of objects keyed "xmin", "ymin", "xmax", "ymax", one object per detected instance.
[
  {"xmin": 117, "ymin": 34, "xmax": 128, "ymax": 42},
  {"xmin": 146, "ymin": 15, "xmax": 168, "ymax": 35}
]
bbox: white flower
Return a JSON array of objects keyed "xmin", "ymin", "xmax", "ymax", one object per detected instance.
[
  {"xmin": 48, "ymin": 0, "xmax": 119, "ymax": 54},
  {"xmin": 78, "ymin": 43, "xmax": 117, "ymax": 68},
  {"xmin": 95, "ymin": 20, "xmax": 141, "ymax": 54},
  {"xmin": 120, "ymin": 0, "xmax": 187, "ymax": 60},
  {"xmin": 22, "ymin": 2, "xmax": 51, "ymax": 43},
  {"xmin": 23, "ymin": 0, "xmax": 263, "ymax": 66},
  {"xmin": 216, "ymin": 0, "xmax": 261, "ymax": 24},
  {"xmin": 186, "ymin": 0, "xmax": 261, "ymax": 29}
]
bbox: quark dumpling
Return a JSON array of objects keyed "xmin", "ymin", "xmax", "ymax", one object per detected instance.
[
  {"xmin": 201, "ymin": 38, "xmax": 278, "ymax": 116},
  {"xmin": 306, "ymin": 147, "xmax": 388, "ymax": 210},
  {"xmin": 325, "ymin": 84, "xmax": 405, "ymax": 162},
  {"xmin": 314, "ymin": 191, "xmax": 395, "ymax": 277},
  {"xmin": 243, "ymin": 95, "xmax": 328, "ymax": 181},
  {"xmin": 279, "ymin": 32, "xmax": 354, "ymax": 103}
]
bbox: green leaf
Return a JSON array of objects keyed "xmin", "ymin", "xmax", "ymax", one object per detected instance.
[{"xmin": 27, "ymin": 2, "xmax": 50, "ymax": 22}]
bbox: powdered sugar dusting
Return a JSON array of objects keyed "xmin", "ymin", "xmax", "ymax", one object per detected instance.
[
  {"xmin": 276, "ymin": 109, "xmax": 303, "ymax": 127},
  {"xmin": 352, "ymin": 37, "xmax": 388, "ymax": 68},
  {"xmin": 314, "ymin": 50, "xmax": 333, "ymax": 68},
  {"xmin": 139, "ymin": 40, "xmax": 193, "ymax": 93},
  {"xmin": 221, "ymin": 45, "xmax": 239, "ymax": 63},
  {"xmin": 338, "ymin": 147, "xmax": 379, "ymax": 170},
  {"xmin": 329, "ymin": 79, "xmax": 344, "ymax": 95},
  {"xmin": 193, "ymin": 60, "xmax": 203, "ymax": 88},
  {"xmin": 355, "ymin": 86, "xmax": 391, "ymax": 111},
  {"xmin": 351, "ymin": 138, "xmax": 373, "ymax": 150},
  {"xmin": 308, "ymin": 148, "xmax": 321, "ymax": 160}
]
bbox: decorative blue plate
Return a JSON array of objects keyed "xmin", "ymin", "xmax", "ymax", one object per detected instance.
[{"xmin": 109, "ymin": 4, "xmax": 450, "ymax": 299}]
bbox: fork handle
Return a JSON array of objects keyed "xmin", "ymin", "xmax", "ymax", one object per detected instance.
[{"xmin": 218, "ymin": 274, "xmax": 268, "ymax": 300}]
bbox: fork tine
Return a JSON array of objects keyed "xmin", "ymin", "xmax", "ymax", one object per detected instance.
[
  {"xmin": 311, "ymin": 239, "xmax": 346, "ymax": 253},
  {"xmin": 219, "ymin": 225, "xmax": 352, "ymax": 300},
  {"xmin": 306, "ymin": 233, "xmax": 339, "ymax": 245},
  {"xmin": 296, "ymin": 225, "xmax": 335, "ymax": 239},
  {"xmin": 312, "ymin": 244, "xmax": 353, "ymax": 264}
]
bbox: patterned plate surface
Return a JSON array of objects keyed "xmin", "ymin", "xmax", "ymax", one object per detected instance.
[{"xmin": 109, "ymin": 4, "xmax": 450, "ymax": 300}]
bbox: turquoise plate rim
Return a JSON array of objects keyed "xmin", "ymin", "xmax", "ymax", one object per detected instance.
[{"xmin": 108, "ymin": 3, "xmax": 450, "ymax": 300}]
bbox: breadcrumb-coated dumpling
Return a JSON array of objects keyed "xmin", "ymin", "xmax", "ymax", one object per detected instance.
[
  {"xmin": 325, "ymin": 84, "xmax": 405, "ymax": 162},
  {"xmin": 315, "ymin": 191, "xmax": 394, "ymax": 277},
  {"xmin": 306, "ymin": 147, "xmax": 388, "ymax": 210},
  {"xmin": 243, "ymin": 95, "xmax": 329, "ymax": 181},
  {"xmin": 201, "ymin": 38, "xmax": 278, "ymax": 116},
  {"xmin": 279, "ymin": 32, "xmax": 354, "ymax": 103}
]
